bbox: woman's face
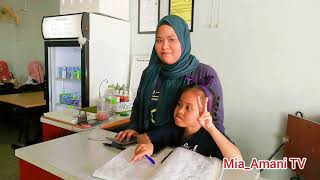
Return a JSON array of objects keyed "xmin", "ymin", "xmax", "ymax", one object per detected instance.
[
  {"xmin": 155, "ymin": 24, "xmax": 182, "ymax": 65},
  {"xmin": 174, "ymin": 88, "xmax": 202, "ymax": 129}
]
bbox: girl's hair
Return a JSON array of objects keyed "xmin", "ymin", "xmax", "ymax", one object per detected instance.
[{"xmin": 181, "ymin": 84, "xmax": 220, "ymax": 121}]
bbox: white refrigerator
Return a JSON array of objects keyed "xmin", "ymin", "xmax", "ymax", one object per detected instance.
[{"xmin": 42, "ymin": 13, "xmax": 130, "ymax": 111}]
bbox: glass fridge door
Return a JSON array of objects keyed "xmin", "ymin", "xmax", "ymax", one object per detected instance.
[{"xmin": 47, "ymin": 46, "xmax": 82, "ymax": 111}]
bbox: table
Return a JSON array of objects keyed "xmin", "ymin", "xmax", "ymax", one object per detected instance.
[
  {"xmin": 0, "ymin": 91, "xmax": 45, "ymax": 108},
  {"xmin": 15, "ymin": 128, "xmax": 120, "ymax": 180},
  {"xmin": 41, "ymin": 111, "xmax": 130, "ymax": 141},
  {"xmin": 0, "ymin": 91, "xmax": 46, "ymax": 147},
  {"xmin": 15, "ymin": 128, "xmax": 259, "ymax": 180}
]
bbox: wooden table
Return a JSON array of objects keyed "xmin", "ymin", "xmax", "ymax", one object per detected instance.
[
  {"xmin": 0, "ymin": 91, "xmax": 46, "ymax": 147},
  {"xmin": 0, "ymin": 91, "xmax": 46, "ymax": 108}
]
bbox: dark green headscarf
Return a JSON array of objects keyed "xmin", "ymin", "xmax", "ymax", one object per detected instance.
[{"xmin": 135, "ymin": 15, "xmax": 199, "ymax": 132}]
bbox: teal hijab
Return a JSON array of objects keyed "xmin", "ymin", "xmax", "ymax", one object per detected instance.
[{"xmin": 135, "ymin": 15, "xmax": 199, "ymax": 132}]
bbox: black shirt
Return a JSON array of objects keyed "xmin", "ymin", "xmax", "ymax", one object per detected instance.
[{"xmin": 149, "ymin": 75, "xmax": 164, "ymax": 128}]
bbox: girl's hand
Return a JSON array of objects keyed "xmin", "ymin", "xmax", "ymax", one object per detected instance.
[
  {"xmin": 129, "ymin": 143, "xmax": 154, "ymax": 163},
  {"xmin": 197, "ymin": 96, "xmax": 215, "ymax": 131},
  {"xmin": 115, "ymin": 129, "xmax": 138, "ymax": 142}
]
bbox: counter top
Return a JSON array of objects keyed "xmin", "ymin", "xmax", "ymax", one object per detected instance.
[{"xmin": 15, "ymin": 128, "xmax": 121, "ymax": 180}]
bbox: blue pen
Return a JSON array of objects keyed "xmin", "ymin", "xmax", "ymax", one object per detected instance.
[{"xmin": 144, "ymin": 155, "xmax": 155, "ymax": 165}]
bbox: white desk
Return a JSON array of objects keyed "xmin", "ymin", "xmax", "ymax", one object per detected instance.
[
  {"xmin": 15, "ymin": 128, "xmax": 121, "ymax": 180},
  {"xmin": 16, "ymin": 128, "xmax": 262, "ymax": 180},
  {"xmin": 41, "ymin": 114, "xmax": 130, "ymax": 133},
  {"xmin": 40, "ymin": 110, "xmax": 130, "ymax": 141}
]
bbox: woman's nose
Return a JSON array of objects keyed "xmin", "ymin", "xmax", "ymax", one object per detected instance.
[{"xmin": 162, "ymin": 40, "xmax": 169, "ymax": 49}]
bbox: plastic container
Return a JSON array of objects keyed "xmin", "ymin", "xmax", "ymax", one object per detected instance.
[{"xmin": 96, "ymin": 98, "xmax": 110, "ymax": 120}]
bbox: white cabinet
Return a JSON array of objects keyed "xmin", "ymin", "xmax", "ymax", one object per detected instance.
[{"xmin": 60, "ymin": 0, "xmax": 129, "ymax": 21}]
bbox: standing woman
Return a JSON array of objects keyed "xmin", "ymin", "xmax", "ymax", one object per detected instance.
[{"xmin": 116, "ymin": 15, "xmax": 224, "ymax": 141}]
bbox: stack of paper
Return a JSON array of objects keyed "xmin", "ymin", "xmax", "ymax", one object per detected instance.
[{"xmin": 92, "ymin": 146, "xmax": 223, "ymax": 180}]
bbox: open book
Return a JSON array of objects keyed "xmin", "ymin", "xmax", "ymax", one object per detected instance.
[{"xmin": 92, "ymin": 146, "xmax": 223, "ymax": 180}]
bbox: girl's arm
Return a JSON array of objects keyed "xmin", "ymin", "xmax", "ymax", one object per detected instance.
[
  {"xmin": 198, "ymin": 97, "xmax": 242, "ymax": 160},
  {"xmin": 207, "ymin": 125, "xmax": 243, "ymax": 160}
]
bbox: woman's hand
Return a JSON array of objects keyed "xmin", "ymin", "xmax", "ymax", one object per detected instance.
[
  {"xmin": 129, "ymin": 143, "xmax": 154, "ymax": 163},
  {"xmin": 115, "ymin": 129, "xmax": 138, "ymax": 141},
  {"xmin": 197, "ymin": 97, "xmax": 215, "ymax": 131}
]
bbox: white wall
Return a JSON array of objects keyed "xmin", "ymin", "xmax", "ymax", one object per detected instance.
[
  {"xmin": 130, "ymin": 0, "xmax": 320, "ymax": 179},
  {"xmin": 0, "ymin": 0, "xmax": 59, "ymax": 81}
]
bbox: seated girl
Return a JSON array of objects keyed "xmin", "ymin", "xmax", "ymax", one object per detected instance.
[{"xmin": 130, "ymin": 80, "xmax": 242, "ymax": 162}]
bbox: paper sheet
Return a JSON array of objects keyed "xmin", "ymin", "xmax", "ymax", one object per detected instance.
[
  {"xmin": 151, "ymin": 147, "xmax": 223, "ymax": 180},
  {"xmin": 92, "ymin": 146, "xmax": 170, "ymax": 180},
  {"xmin": 93, "ymin": 146, "xmax": 222, "ymax": 180}
]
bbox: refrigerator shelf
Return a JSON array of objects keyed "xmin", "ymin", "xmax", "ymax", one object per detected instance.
[
  {"xmin": 55, "ymin": 103, "xmax": 79, "ymax": 109},
  {"xmin": 56, "ymin": 78, "xmax": 81, "ymax": 81}
]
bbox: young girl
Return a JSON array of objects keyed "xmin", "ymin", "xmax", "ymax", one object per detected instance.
[{"xmin": 130, "ymin": 82, "xmax": 242, "ymax": 162}]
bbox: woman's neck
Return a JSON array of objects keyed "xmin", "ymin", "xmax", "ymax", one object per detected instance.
[{"xmin": 184, "ymin": 126, "xmax": 201, "ymax": 137}]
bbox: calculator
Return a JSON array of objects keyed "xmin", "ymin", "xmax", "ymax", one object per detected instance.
[{"xmin": 106, "ymin": 136, "xmax": 137, "ymax": 146}]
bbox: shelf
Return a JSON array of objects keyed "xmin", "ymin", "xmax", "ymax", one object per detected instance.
[
  {"xmin": 55, "ymin": 78, "xmax": 80, "ymax": 81},
  {"xmin": 55, "ymin": 103, "xmax": 80, "ymax": 109}
]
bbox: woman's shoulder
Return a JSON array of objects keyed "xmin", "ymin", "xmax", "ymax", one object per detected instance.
[{"xmin": 191, "ymin": 63, "xmax": 219, "ymax": 79}]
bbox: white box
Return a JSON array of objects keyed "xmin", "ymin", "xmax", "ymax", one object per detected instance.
[{"xmin": 60, "ymin": 0, "xmax": 129, "ymax": 21}]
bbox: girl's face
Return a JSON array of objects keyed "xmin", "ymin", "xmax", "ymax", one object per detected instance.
[
  {"xmin": 174, "ymin": 88, "xmax": 203, "ymax": 129},
  {"xmin": 155, "ymin": 24, "xmax": 182, "ymax": 65}
]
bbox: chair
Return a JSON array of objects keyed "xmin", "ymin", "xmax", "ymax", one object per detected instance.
[{"xmin": 0, "ymin": 82, "xmax": 16, "ymax": 95}]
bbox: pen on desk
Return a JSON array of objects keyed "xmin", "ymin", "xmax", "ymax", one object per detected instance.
[
  {"xmin": 144, "ymin": 155, "xmax": 155, "ymax": 165},
  {"xmin": 161, "ymin": 150, "xmax": 173, "ymax": 164}
]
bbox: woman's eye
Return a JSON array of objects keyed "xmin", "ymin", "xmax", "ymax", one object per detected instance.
[
  {"xmin": 156, "ymin": 39, "xmax": 162, "ymax": 43},
  {"xmin": 169, "ymin": 38, "xmax": 176, "ymax": 42}
]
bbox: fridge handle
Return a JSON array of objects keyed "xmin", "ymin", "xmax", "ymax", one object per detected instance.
[{"xmin": 44, "ymin": 79, "xmax": 48, "ymax": 99}]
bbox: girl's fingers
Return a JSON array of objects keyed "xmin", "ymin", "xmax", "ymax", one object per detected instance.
[
  {"xmin": 197, "ymin": 96, "xmax": 203, "ymax": 114},
  {"xmin": 203, "ymin": 97, "xmax": 208, "ymax": 112},
  {"xmin": 131, "ymin": 148, "xmax": 147, "ymax": 163}
]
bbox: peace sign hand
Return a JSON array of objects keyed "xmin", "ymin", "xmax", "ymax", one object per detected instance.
[{"xmin": 197, "ymin": 96, "xmax": 214, "ymax": 131}]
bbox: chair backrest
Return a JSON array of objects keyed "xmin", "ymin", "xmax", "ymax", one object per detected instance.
[
  {"xmin": 0, "ymin": 60, "xmax": 13, "ymax": 81},
  {"xmin": 28, "ymin": 60, "xmax": 44, "ymax": 84},
  {"xmin": 16, "ymin": 84, "xmax": 43, "ymax": 93},
  {"xmin": 0, "ymin": 82, "xmax": 16, "ymax": 95}
]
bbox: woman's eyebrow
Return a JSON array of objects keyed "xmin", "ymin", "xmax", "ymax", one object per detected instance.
[{"xmin": 156, "ymin": 35, "xmax": 177, "ymax": 38}]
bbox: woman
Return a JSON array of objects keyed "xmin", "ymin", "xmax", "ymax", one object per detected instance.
[
  {"xmin": 25, "ymin": 61, "xmax": 44, "ymax": 84},
  {"xmin": 0, "ymin": 60, "xmax": 14, "ymax": 82},
  {"xmin": 116, "ymin": 15, "xmax": 224, "ymax": 141}
]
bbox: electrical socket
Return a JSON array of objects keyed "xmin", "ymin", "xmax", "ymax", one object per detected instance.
[{"xmin": 210, "ymin": 23, "xmax": 218, "ymax": 28}]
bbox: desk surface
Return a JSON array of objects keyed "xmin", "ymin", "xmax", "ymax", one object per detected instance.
[
  {"xmin": 15, "ymin": 129, "xmax": 120, "ymax": 180},
  {"xmin": 16, "ymin": 128, "xmax": 260, "ymax": 180},
  {"xmin": 0, "ymin": 91, "xmax": 46, "ymax": 108}
]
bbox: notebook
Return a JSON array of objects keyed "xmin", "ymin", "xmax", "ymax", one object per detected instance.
[{"xmin": 92, "ymin": 146, "xmax": 223, "ymax": 180}]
